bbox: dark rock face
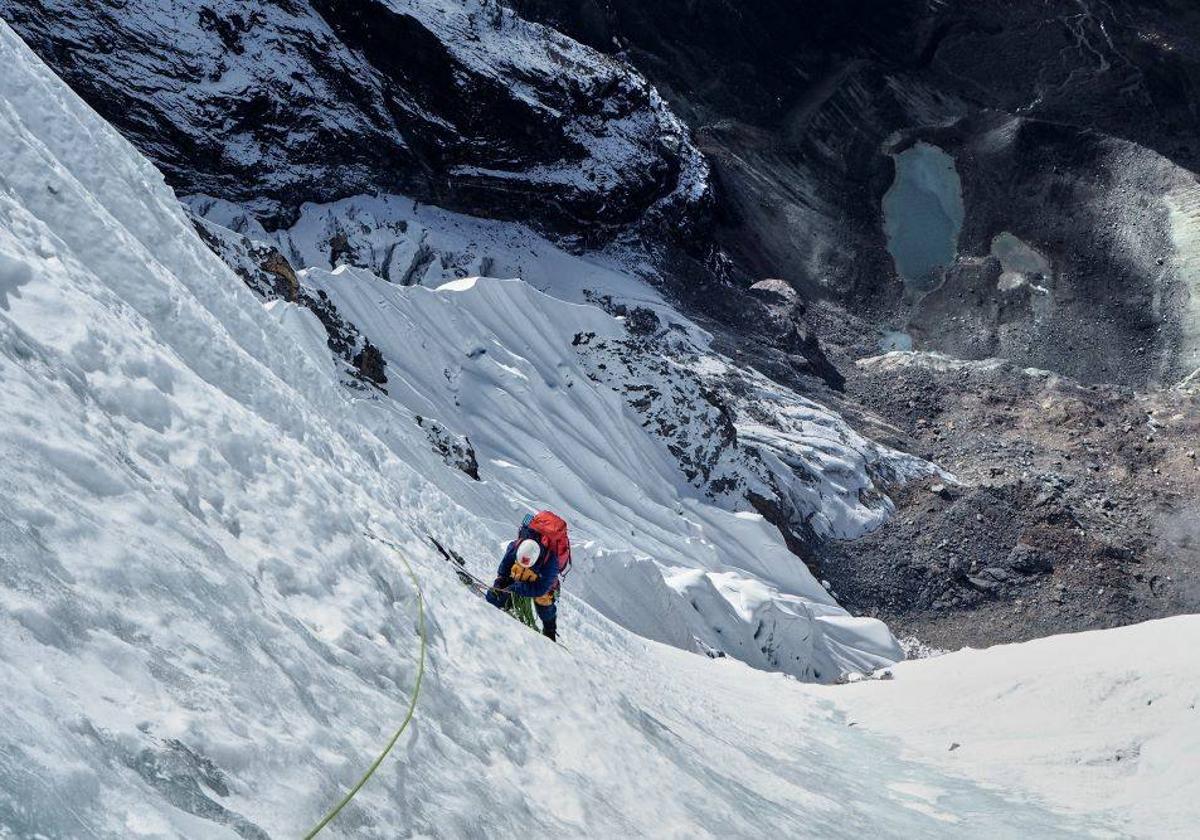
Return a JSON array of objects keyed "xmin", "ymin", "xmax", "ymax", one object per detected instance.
[
  {"xmin": 512, "ymin": 0, "xmax": 923, "ymax": 125},
  {"xmin": 719, "ymin": 281, "xmax": 847, "ymax": 393},
  {"xmin": 0, "ymin": 0, "xmax": 709, "ymax": 237},
  {"xmin": 352, "ymin": 341, "xmax": 388, "ymax": 387},
  {"xmin": 192, "ymin": 214, "xmax": 388, "ymax": 389},
  {"xmin": 415, "ymin": 416, "xmax": 480, "ymax": 481},
  {"xmin": 519, "ymin": 1, "xmax": 1200, "ymax": 274},
  {"xmin": 194, "ymin": 220, "xmax": 300, "ymax": 303},
  {"xmin": 513, "ymin": 0, "xmax": 938, "ymax": 300},
  {"xmin": 518, "ymin": 0, "xmax": 1200, "ymax": 388},
  {"xmin": 922, "ymin": 1, "xmax": 1200, "ymax": 174}
]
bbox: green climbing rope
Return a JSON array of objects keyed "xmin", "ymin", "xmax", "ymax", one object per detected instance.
[
  {"xmin": 509, "ymin": 594, "xmax": 538, "ymax": 630},
  {"xmin": 302, "ymin": 537, "xmax": 428, "ymax": 840}
]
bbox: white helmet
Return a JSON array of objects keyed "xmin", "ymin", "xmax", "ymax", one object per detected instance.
[{"xmin": 515, "ymin": 538, "xmax": 542, "ymax": 568}]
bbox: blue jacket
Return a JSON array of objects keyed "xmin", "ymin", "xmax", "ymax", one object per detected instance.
[{"xmin": 495, "ymin": 539, "xmax": 560, "ymax": 598}]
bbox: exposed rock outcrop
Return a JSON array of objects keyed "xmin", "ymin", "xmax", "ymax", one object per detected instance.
[
  {"xmin": 192, "ymin": 213, "xmax": 388, "ymax": 388},
  {"xmin": 0, "ymin": 0, "xmax": 710, "ymax": 238},
  {"xmin": 415, "ymin": 415, "xmax": 480, "ymax": 481}
]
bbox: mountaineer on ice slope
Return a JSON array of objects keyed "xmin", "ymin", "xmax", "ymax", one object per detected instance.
[{"xmin": 486, "ymin": 511, "xmax": 572, "ymax": 641}]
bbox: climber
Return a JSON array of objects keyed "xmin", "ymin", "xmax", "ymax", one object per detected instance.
[{"xmin": 485, "ymin": 511, "xmax": 572, "ymax": 641}]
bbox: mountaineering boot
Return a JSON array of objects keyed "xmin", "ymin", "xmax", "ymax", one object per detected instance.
[{"xmin": 542, "ymin": 618, "xmax": 557, "ymax": 642}]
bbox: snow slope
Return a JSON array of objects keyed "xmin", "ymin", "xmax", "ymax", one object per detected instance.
[
  {"xmin": 186, "ymin": 190, "xmax": 936, "ymax": 678},
  {"xmin": 301, "ymin": 266, "xmax": 903, "ymax": 678},
  {"xmin": 834, "ymin": 616, "xmax": 1200, "ymax": 839},
  {"xmin": 188, "ymin": 190, "xmax": 935, "ymax": 543}
]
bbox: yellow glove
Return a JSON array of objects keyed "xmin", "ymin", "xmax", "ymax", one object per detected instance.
[
  {"xmin": 534, "ymin": 591, "xmax": 556, "ymax": 607},
  {"xmin": 510, "ymin": 564, "xmax": 539, "ymax": 583}
]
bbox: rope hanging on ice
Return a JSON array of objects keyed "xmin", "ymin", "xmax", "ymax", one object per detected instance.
[{"xmin": 302, "ymin": 533, "xmax": 428, "ymax": 839}]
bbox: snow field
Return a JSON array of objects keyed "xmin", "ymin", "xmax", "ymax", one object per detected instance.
[{"xmin": 834, "ymin": 615, "xmax": 1200, "ymax": 838}]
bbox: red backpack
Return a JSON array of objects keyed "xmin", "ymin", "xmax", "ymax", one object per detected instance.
[{"xmin": 521, "ymin": 511, "xmax": 572, "ymax": 577}]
